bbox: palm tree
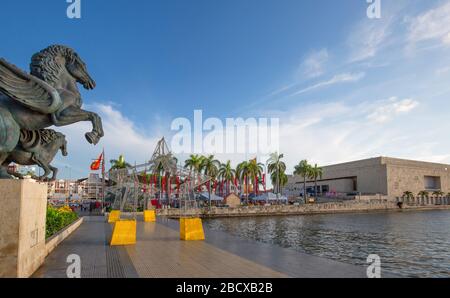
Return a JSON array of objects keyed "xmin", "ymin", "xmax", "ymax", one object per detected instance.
[
  {"xmin": 218, "ymin": 161, "xmax": 236, "ymax": 196},
  {"xmin": 308, "ymin": 164, "xmax": 323, "ymax": 200},
  {"xmin": 236, "ymin": 161, "xmax": 251, "ymax": 204},
  {"xmin": 184, "ymin": 154, "xmax": 204, "ymax": 192},
  {"xmin": 418, "ymin": 190, "xmax": 429, "ymax": 201},
  {"xmin": 247, "ymin": 159, "xmax": 264, "ymax": 196},
  {"xmin": 184, "ymin": 154, "xmax": 204, "ymax": 172},
  {"xmin": 402, "ymin": 191, "xmax": 414, "ymax": 201},
  {"xmin": 267, "ymin": 152, "xmax": 287, "ymax": 194},
  {"xmin": 432, "ymin": 191, "xmax": 444, "ymax": 197},
  {"xmin": 270, "ymin": 171, "xmax": 288, "ymax": 195},
  {"xmin": 201, "ymin": 155, "xmax": 220, "ymax": 179},
  {"xmin": 294, "ymin": 160, "xmax": 312, "ymax": 203},
  {"xmin": 201, "ymin": 155, "xmax": 220, "ymax": 207},
  {"xmin": 110, "ymin": 154, "xmax": 131, "ymax": 170}
]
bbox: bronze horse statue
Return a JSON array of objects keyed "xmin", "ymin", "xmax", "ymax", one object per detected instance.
[
  {"xmin": 0, "ymin": 45, "xmax": 103, "ymax": 178},
  {"xmin": 4, "ymin": 129, "xmax": 68, "ymax": 182}
]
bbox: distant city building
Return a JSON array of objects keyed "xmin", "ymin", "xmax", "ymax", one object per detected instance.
[
  {"xmin": 47, "ymin": 173, "xmax": 105, "ymax": 201},
  {"xmin": 78, "ymin": 173, "xmax": 105, "ymax": 200},
  {"xmin": 284, "ymin": 157, "xmax": 450, "ymax": 199}
]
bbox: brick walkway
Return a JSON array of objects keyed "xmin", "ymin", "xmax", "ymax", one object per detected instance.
[{"xmin": 33, "ymin": 216, "xmax": 367, "ymax": 278}]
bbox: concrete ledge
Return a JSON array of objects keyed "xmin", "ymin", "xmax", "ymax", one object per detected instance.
[
  {"xmin": 156, "ymin": 201, "xmax": 450, "ymax": 218},
  {"xmin": 45, "ymin": 217, "xmax": 84, "ymax": 257}
]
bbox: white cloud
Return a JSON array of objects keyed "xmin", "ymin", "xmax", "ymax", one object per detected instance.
[
  {"xmin": 347, "ymin": 18, "xmax": 392, "ymax": 62},
  {"xmin": 291, "ymin": 72, "xmax": 365, "ymax": 96},
  {"xmin": 366, "ymin": 97, "xmax": 419, "ymax": 123},
  {"xmin": 436, "ymin": 66, "xmax": 450, "ymax": 76},
  {"xmin": 267, "ymin": 49, "xmax": 330, "ymax": 97},
  {"xmin": 56, "ymin": 103, "xmax": 162, "ymax": 177},
  {"xmin": 299, "ymin": 49, "xmax": 329, "ymax": 79},
  {"xmin": 275, "ymin": 98, "xmax": 449, "ymax": 173},
  {"xmin": 444, "ymin": 32, "xmax": 450, "ymax": 45},
  {"xmin": 408, "ymin": 1, "xmax": 450, "ymax": 46}
]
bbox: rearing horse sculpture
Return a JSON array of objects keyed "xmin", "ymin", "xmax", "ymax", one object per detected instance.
[{"xmin": 0, "ymin": 45, "xmax": 103, "ymax": 178}]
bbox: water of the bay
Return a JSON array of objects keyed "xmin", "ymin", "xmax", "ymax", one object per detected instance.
[{"xmin": 204, "ymin": 210, "xmax": 450, "ymax": 277}]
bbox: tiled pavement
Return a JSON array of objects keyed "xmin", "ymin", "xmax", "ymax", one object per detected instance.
[{"xmin": 33, "ymin": 216, "xmax": 368, "ymax": 278}]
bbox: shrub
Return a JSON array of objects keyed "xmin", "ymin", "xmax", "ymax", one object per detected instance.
[{"xmin": 46, "ymin": 206, "xmax": 79, "ymax": 239}]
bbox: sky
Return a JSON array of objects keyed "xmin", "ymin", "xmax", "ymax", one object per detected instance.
[{"xmin": 1, "ymin": 0, "xmax": 450, "ymax": 179}]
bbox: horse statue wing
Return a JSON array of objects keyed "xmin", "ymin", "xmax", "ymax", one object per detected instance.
[{"xmin": 0, "ymin": 58, "xmax": 62, "ymax": 114}]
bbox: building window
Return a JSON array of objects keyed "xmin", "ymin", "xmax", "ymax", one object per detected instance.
[
  {"xmin": 424, "ymin": 176, "xmax": 441, "ymax": 190},
  {"xmin": 321, "ymin": 185, "xmax": 329, "ymax": 193},
  {"xmin": 352, "ymin": 178, "xmax": 357, "ymax": 191}
]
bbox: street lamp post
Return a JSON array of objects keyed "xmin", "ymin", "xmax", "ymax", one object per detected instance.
[{"xmin": 65, "ymin": 166, "xmax": 72, "ymax": 206}]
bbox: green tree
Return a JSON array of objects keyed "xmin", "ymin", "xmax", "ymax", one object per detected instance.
[
  {"xmin": 201, "ymin": 155, "xmax": 220, "ymax": 206},
  {"xmin": 308, "ymin": 164, "xmax": 323, "ymax": 200},
  {"xmin": 184, "ymin": 154, "xmax": 204, "ymax": 173},
  {"xmin": 402, "ymin": 191, "xmax": 415, "ymax": 201},
  {"xmin": 294, "ymin": 160, "xmax": 312, "ymax": 203},
  {"xmin": 270, "ymin": 171, "xmax": 288, "ymax": 195},
  {"xmin": 418, "ymin": 190, "xmax": 429, "ymax": 199},
  {"xmin": 247, "ymin": 159, "xmax": 264, "ymax": 196},
  {"xmin": 201, "ymin": 155, "xmax": 220, "ymax": 179},
  {"xmin": 110, "ymin": 154, "xmax": 131, "ymax": 170},
  {"xmin": 218, "ymin": 161, "xmax": 236, "ymax": 196},
  {"xmin": 267, "ymin": 152, "xmax": 287, "ymax": 194},
  {"xmin": 432, "ymin": 191, "xmax": 444, "ymax": 197},
  {"xmin": 236, "ymin": 161, "xmax": 251, "ymax": 204}
]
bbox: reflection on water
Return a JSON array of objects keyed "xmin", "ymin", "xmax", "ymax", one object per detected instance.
[{"xmin": 204, "ymin": 210, "xmax": 450, "ymax": 277}]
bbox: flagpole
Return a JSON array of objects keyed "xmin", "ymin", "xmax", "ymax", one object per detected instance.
[{"xmin": 101, "ymin": 147, "xmax": 105, "ymax": 215}]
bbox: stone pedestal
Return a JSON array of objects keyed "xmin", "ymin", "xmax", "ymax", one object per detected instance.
[{"xmin": 0, "ymin": 180, "xmax": 47, "ymax": 278}]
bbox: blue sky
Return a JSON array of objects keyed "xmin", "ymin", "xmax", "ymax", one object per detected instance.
[{"xmin": 1, "ymin": 0, "xmax": 450, "ymax": 178}]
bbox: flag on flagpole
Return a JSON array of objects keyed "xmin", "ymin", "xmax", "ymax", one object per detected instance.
[{"xmin": 90, "ymin": 153, "xmax": 103, "ymax": 171}]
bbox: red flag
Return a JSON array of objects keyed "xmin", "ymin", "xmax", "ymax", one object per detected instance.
[{"xmin": 90, "ymin": 153, "xmax": 103, "ymax": 171}]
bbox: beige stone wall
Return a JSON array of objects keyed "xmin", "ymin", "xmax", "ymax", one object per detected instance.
[
  {"xmin": 287, "ymin": 157, "xmax": 388, "ymax": 195},
  {"xmin": 0, "ymin": 180, "xmax": 47, "ymax": 278},
  {"xmin": 286, "ymin": 157, "xmax": 450, "ymax": 197},
  {"xmin": 384, "ymin": 157, "xmax": 450, "ymax": 197}
]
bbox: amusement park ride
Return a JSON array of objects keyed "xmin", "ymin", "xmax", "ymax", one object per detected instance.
[{"xmin": 106, "ymin": 137, "xmax": 211, "ymax": 245}]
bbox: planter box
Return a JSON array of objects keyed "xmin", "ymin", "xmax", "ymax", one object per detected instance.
[{"xmin": 45, "ymin": 217, "xmax": 84, "ymax": 257}]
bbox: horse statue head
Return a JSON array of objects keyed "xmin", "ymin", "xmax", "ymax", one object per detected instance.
[
  {"xmin": 39, "ymin": 129, "xmax": 68, "ymax": 157},
  {"xmin": 30, "ymin": 45, "xmax": 96, "ymax": 92},
  {"xmin": 55, "ymin": 132, "xmax": 68, "ymax": 157}
]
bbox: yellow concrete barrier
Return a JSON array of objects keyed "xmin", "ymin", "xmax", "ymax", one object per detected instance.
[
  {"xmin": 110, "ymin": 220, "xmax": 137, "ymax": 246},
  {"xmin": 180, "ymin": 217, "xmax": 205, "ymax": 241},
  {"xmin": 143, "ymin": 210, "xmax": 156, "ymax": 222},
  {"xmin": 108, "ymin": 210, "xmax": 121, "ymax": 223}
]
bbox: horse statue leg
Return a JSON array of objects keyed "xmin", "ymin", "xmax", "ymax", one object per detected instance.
[
  {"xmin": 0, "ymin": 154, "xmax": 10, "ymax": 178},
  {"xmin": 48, "ymin": 165, "xmax": 58, "ymax": 182},
  {"xmin": 30, "ymin": 154, "xmax": 52, "ymax": 181},
  {"xmin": 52, "ymin": 106, "xmax": 104, "ymax": 145}
]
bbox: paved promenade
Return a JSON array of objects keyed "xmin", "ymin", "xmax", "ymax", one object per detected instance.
[{"xmin": 33, "ymin": 216, "xmax": 368, "ymax": 278}]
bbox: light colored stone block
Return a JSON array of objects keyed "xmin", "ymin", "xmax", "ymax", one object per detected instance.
[{"xmin": 0, "ymin": 180, "xmax": 47, "ymax": 278}]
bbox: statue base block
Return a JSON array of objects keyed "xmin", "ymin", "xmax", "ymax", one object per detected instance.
[{"xmin": 0, "ymin": 180, "xmax": 47, "ymax": 278}]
